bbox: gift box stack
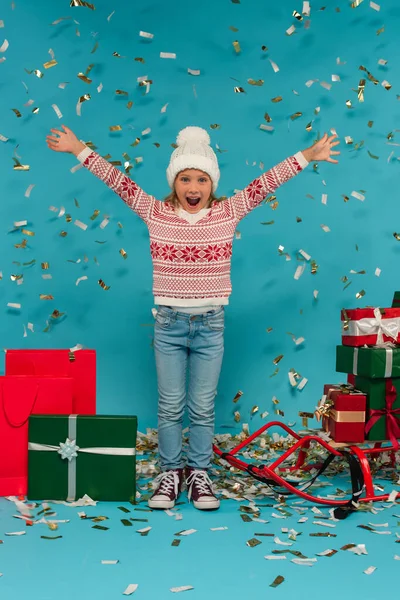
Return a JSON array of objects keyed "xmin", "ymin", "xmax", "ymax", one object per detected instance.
[
  {"xmin": 0, "ymin": 349, "xmax": 137, "ymax": 501},
  {"xmin": 317, "ymin": 293, "xmax": 400, "ymax": 445}
]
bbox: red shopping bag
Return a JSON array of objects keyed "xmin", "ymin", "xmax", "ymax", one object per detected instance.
[
  {"xmin": 5, "ymin": 349, "xmax": 96, "ymax": 414},
  {"xmin": 0, "ymin": 376, "xmax": 73, "ymax": 496}
]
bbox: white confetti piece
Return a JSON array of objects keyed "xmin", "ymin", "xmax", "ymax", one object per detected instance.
[
  {"xmin": 317, "ymin": 549, "xmax": 335, "ymax": 556},
  {"xmin": 378, "ymin": 58, "xmax": 387, "ymax": 65},
  {"xmin": 188, "ymin": 68, "xmax": 200, "ymax": 76},
  {"xmin": 321, "ymin": 224, "xmax": 330, "ymax": 232},
  {"xmin": 123, "ymin": 584, "xmax": 138, "ymax": 595},
  {"xmin": 5, "ymin": 531, "xmax": 26, "ymax": 536},
  {"xmin": 0, "ymin": 133, "xmax": 9, "ymax": 142},
  {"xmin": 97, "ymin": 82, "xmax": 103, "ymax": 93},
  {"xmin": 292, "ymin": 558, "xmax": 316, "ymax": 566},
  {"xmin": 299, "ymin": 249, "xmax": 311, "ymax": 261},
  {"xmin": 348, "ymin": 544, "xmax": 368, "ymax": 556},
  {"xmin": 286, "ymin": 25, "xmax": 296, "ymax": 36},
  {"xmin": 321, "ymin": 193, "xmax": 328, "ymax": 205},
  {"xmin": 364, "ymin": 566, "xmax": 376, "ymax": 575},
  {"xmin": 351, "ymin": 191, "xmax": 365, "ymax": 201},
  {"xmin": 293, "ymin": 337, "xmax": 305, "ymax": 346},
  {"xmin": 7, "ymin": 303, "xmax": 21, "ymax": 310},
  {"xmin": 58, "ymin": 82, "xmax": 69, "ymax": 89},
  {"xmin": 76, "ymin": 276, "xmax": 88, "ymax": 286},
  {"xmin": 100, "ymin": 218, "xmax": 109, "ymax": 229},
  {"xmin": 370, "ymin": 1, "xmax": 380, "ymax": 10},
  {"xmin": 171, "ymin": 587, "xmax": 194, "ymax": 593},
  {"xmin": 14, "ymin": 220, "xmax": 27, "ymax": 227},
  {"xmin": 260, "ymin": 124, "xmax": 274, "ymax": 132},
  {"xmin": 264, "ymin": 555, "xmax": 286, "ymax": 560},
  {"xmin": 70, "ymin": 163, "xmax": 83, "ymax": 174},
  {"xmin": 161, "ymin": 103, "xmax": 169, "ymax": 113},
  {"xmin": 381, "ymin": 80, "xmax": 391, "ymax": 90},
  {"xmin": 394, "ymin": 555, "xmax": 400, "ymax": 560},
  {"xmin": 313, "ymin": 290, "xmax": 319, "ymax": 299},
  {"xmin": 210, "ymin": 526, "xmax": 228, "ymax": 531},
  {"xmin": 332, "ymin": 74, "xmax": 341, "ymax": 82},
  {"xmin": 24, "ymin": 184, "xmax": 35, "ymax": 198},
  {"xmin": 320, "ymin": 81, "xmax": 332, "ymax": 90},
  {"xmin": 274, "ymin": 536, "xmax": 292, "ymax": 546},
  {"xmin": 178, "ymin": 529, "xmax": 197, "ymax": 536},
  {"xmin": 139, "ymin": 31, "xmax": 154, "ymax": 39},
  {"xmin": 107, "ymin": 10, "xmax": 115, "ymax": 22},
  {"xmin": 269, "ymin": 59, "xmax": 279, "ymax": 72},
  {"xmin": 302, "ymin": 1, "xmax": 310, "ymax": 16},
  {"xmin": 0, "ymin": 39, "xmax": 9, "ymax": 52},
  {"xmin": 298, "ymin": 517, "xmax": 308, "ymax": 523},
  {"xmin": 160, "ymin": 52, "xmax": 176, "ymax": 59},
  {"xmin": 369, "ymin": 522, "xmax": 388, "ymax": 527},
  {"xmin": 0, "ymin": 20, "xmax": 4, "ymax": 27},
  {"xmin": 136, "ymin": 526, "xmax": 151, "ymax": 533},
  {"xmin": 388, "ymin": 490, "xmax": 398, "ymax": 502},
  {"xmin": 101, "ymin": 560, "xmax": 119, "ymax": 564},
  {"xmin": 51, "ymin": 104, "xmax": 63, "ymax": 119},
  {"xmin": 297, "ymin": 377, "xmax": 308, "ymax": 391},
  {"xmin": 294, "ymin": 264, "xmax": 306, "ymax": 280},
  {"xmin": 74, "ymin": 219, "xmax": 88, "ymax": 231},
  {"xmin": 305, "ymin": 79, "xmax": 317, "ymax": 88},
  {"xmin": 288, "ymin": 372, "xmax": 297, "ymax": 387},
  {"xmin": 313, "ymin": 520, "xmax": 336, "ymax": 528},
  {"xmin": 142, "ymin": 128, "xmax": 151, "ymax": 136}
]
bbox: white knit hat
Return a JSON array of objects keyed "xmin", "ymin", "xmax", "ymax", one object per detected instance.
[{"xmin": 166, "ymin": 126, "xmax": 220, "ymax": 192}]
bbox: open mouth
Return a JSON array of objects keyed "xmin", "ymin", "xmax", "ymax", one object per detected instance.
[{"xmin": 186, "ymin": 196, "xmax": 201, "ymax": 207}]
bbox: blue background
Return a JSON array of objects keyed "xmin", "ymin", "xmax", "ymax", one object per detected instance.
[{"xmin": 0, "ymin": 0, "xmax": 399, "ymax": 431}]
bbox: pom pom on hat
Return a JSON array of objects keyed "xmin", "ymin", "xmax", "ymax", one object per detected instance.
[
  {"xmin": 176, "ymin": 126, "xmax": 211, "ymax": 146},
  {"xmin": 166, "ymin": 125, "xmax": 220, "ymax": 192}
]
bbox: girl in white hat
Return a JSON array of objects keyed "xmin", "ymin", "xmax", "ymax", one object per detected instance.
[{"xmin": 46, "ymin": 124, "xmax": 339, "ymax": 510}]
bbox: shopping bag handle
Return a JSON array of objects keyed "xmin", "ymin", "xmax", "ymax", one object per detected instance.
[{"xmin": 1, "ymin": 379, "xmax": 40, "ymax": 428}]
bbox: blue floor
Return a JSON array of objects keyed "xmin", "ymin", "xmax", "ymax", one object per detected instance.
[{"xmin": 1, "ymin": 467, "xmax": 399, "ymax": 600}]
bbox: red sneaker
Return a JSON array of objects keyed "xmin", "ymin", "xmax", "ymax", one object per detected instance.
[
  {"xmin": 185, "ymin": 468, "xmax": 220, "ymax": 510},
  {"xmin": 148, "ymin": 469, "xmax": 184, "ymax": 509}
]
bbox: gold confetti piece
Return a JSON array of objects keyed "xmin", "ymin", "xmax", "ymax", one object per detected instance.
[
  {"xmin": 270, "ymin": 576, "xmax": 284, "ymax": 588},
  {"xmin": 98, "ymin": 279, "xmax": 110, "ymax": 291},
  {"xmin": 131, "ymin": 138, "xmax": 140, "ymax": 147},
  {"xmin": 234, "ymin": 411, "xmax": 241, "ymax": 423},
  {"xmin": 358, "ymin": 79, "xmax": 366, "ymax": 102},
  {"xmin": 233, "ymin": 390, "xmax": 243, "ymax": 403},
  {"xmin": 345, "ymin": 99, "xmax": 353, "ymax": 109},
  {"xmin": 40, "ymin": 535, "xmax": 62, "ymax": 540},
  {"xmin": 50, "ymin": 310, "xmax": 64, "ymax": 319},
  {"xmin": 10, "ymin": 274, "xmax": 23, "ymax": 281},
  {"xmin": 351, "ymin": 0, "xmax": 363, "ymax": 7},
  {"xmin": 251, "ymin": 406, "xmax": 259, "ymax": 415},
  {"xmin": 356, "ymin": 289, "xmax": 366, "ymax": 299},
  {"xmin": 247, "ymin": 538, "xmax": 262, "ymax": 547},
  {"xmin": 119, "ymin": 249, "xmax": 128, "ymax": 260},
  {"xmin": 381, "ymin": 80, "xmax": 391, "ymax": 90},
  {"xmin": 273, "ymin": 354, "xmax": 284, "ymax": 365},
  {"xmin": 24, "ymin": 68, "xmax": 44, "ymax": 78},
  {"xmin": 248, "ymin": 79, "xmax": 264, "ymax": 86},
  {"xmin": 367, "ymin": 150, "xmax": 379, "ymax": 159},
  {"xmin": 43, "ymin": 59, "xmax": 57, "ymax": 69},
  {"xmin": 115, "ymin": 90, "xmax": 128, "ymax": 96},
  {"xmin": 109, "ymin": 125, "xmax": 122, "ymax": 132},
  {"xmin": 14, "ymin": 239, "xmax": 27, "ymax": 249},
  {"xmin": 234, "ymin": 86, "xmax": 246, "ymax": 93},
  {"xmin": 290, "ymin": 112, "xmax": 302, "ymax": 120},
  {"xmin": 376, "ymin": 25, "xmax": 384, "ymax": 35},
  {"xmin": 271, "ymin": 96, "xmax": 282, "ymax": 103},
  {"xmin": 89, "ymin": 210, "xmax": 100, "ymax": 221},
  {"xmin": 11, "ymin": 108, "xmax": 22, "ymax": 118},
  {"xmin": 74, "ymin": 198, "xmax": 80, "ymax": 208}
]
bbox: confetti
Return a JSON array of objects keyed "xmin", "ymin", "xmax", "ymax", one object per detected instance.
[
  {"xmin": 160, "ymin": 52, "xmax": 176, "ymax": 59},
  {"xmin": 270, "ymin": 576, "xmax": 284, "ymax": 588},
  {"xmin": 139, "ymin": 31, "xmax": 154, "ymax": 39},
  {"xmin": 170, "ymin": 587, "xmax": 194, "ymax": 593},
  {"xmin": 364, "ymin": 566, "xmax": 376, "ymax": 575},
  {"xmin": 247, "ymin": 538, "xmax": 262, "ymax": 547},
  {"xmin": 123, "ymin": 584, "xmax": 138, "ymax": 595},
  {"xmin": 101, "ymin": 560, "xmax": 119, "ymax": 564},
  {"xmin": 370, "ymin": 1, "xmax": 380, "ymax": 9}
]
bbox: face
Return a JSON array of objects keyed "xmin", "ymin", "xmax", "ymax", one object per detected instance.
[{"xmin": 174, "ymin": 169, "xmax": 213, "ymax": 213}]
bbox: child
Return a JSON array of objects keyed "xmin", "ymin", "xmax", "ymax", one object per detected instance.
[{"xmin": 46, "ymin": 125, "xmax": 340, "ymax": 510}]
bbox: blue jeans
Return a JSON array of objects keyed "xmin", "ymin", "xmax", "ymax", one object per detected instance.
[{"xmin": 153, "ymin": 306, "xmax": 225, "ymax": 470}]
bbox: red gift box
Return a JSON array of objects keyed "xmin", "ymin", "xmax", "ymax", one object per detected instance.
[
  {"xmin": 341, "ymin": 307, "xmax": 400, "ymax": 347},
  {"xmin": 319, "ymin": 384, "xmax": 366, "ymax": 443},
  {"xmin": 0, "ymin": 376, "xmax": 73, "ymax": 496},
  {"xmin": 5, "ymin": 349, "xmax": 96, "ymax": 414}
]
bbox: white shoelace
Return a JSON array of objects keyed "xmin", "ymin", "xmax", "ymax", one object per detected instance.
[
  {"xmin": 186, "ymin": 470, "xmax": 214, "ymax": 500},
  {"xmin": 153, "ymin": 470, "xmax": 179, "ymax": 496}
]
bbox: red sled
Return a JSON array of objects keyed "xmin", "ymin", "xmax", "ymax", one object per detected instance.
[
  {"xmin": 5, "ymin": 349, "xmax": 96, "ymax": 414},
  {"xmin": 0, "ymin": 376, "xmax": 73, "ymax": 496}
]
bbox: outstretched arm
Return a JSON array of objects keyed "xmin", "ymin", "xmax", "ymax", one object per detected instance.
[
  {"xmin": 46, "ymin": 125, "xmax": 155, "ymax": 223},
  {"xmin": 227, "ymin": 133, "xmax": 340, "ymax": 223}
]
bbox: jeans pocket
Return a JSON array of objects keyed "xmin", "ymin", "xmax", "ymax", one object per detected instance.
[
  {"xmin": 206, "ymin": 315, "xmax": 225, "ymax": 331},
  {"xmin": 155, "ymin": 312, "xmax": 172, "ymax": 330}
]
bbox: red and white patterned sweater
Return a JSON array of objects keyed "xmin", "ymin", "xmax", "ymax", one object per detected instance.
[{"xmin": 78, "ymin": 147, "xmax": 307, "ymax": 306}]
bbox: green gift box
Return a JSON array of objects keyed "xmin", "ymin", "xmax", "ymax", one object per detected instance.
[
  {"xmin": 353, "ymin": 376, "xmax": 400, "ymax": 441},
  {"xmin": 392, "ymin": 291, "xmax": 400, "ymax": 308},
  {"xmin": 336, "ymin": 345, "xmax": 400, "ymax": 379},
  {"xmin": 28, "ymin": 414, "xmax": 137, "ymax": 501}
]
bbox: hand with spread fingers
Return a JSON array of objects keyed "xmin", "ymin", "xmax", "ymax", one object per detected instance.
[
  {"xmin": 46, "ymin": 125, "xmax": 86, "ymax": 156},
  {"xmin": 302, "ymin": 133, "xmax": 341, "ymax": 164}
]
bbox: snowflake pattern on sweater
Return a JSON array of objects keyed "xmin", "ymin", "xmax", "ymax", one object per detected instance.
[{"xmin": 81, "ymin": 151, "xmax": 304, "ymax": 304}]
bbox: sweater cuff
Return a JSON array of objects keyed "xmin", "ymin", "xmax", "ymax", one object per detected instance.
[
  {"xmin": 294, "ymin": 151, "xmax": 309, "ymax": 169},
  {"xmin": 76, "ymin": 145, "xmax": 93, "ymax": 163}
]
